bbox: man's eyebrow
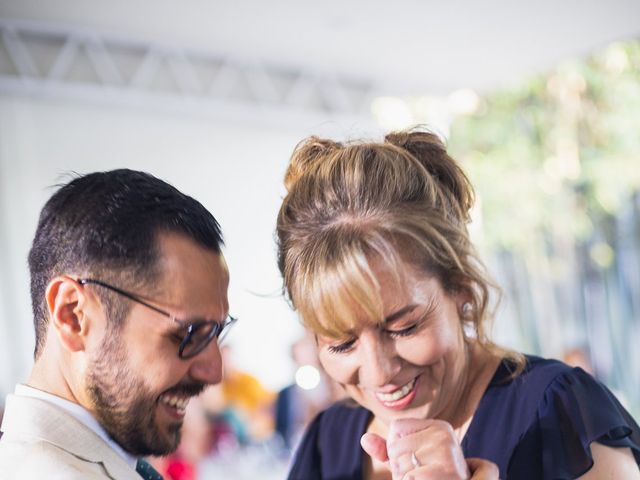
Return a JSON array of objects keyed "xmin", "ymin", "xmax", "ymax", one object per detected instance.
[{"xmin": 384, "ymin": 304, "xmax": 418, "ymax": 323}]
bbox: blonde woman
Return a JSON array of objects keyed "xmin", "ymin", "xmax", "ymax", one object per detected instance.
[{"xmin": 276, "ymin": 129, "xmax": 640, "ymax": 479}]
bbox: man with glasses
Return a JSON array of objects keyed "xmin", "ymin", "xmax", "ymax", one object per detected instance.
[{"xmin": 0, "ymin": 169, "xmax": 236, "ymax": 479}]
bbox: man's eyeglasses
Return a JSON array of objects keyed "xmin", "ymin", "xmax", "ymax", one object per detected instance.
[{"xmin": 78, "ymin": 278, "xmax": 237, "ymax": 359}]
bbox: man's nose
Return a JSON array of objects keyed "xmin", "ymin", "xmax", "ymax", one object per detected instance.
[
  {"xmin": 188, "ymin": 339, "xmax": 223, "ymax": 385},
  {"xmin": 358, "ymin": 332, "xmax": 400, "ymax": 388}
]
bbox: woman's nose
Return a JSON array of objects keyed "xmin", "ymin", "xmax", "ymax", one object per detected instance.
[{"xmin": 357, "ymin": 332, "xmax": 400, "ymax": 388}]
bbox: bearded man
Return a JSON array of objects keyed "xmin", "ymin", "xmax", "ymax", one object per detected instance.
[{"xmin": 0, "ymin": 170, "xmax": 236, "ymax": 479}]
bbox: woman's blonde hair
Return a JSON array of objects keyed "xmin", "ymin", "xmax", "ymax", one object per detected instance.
[{"xmin": 277, "ymin": 128, "xmax": 523, "ymax": 371}]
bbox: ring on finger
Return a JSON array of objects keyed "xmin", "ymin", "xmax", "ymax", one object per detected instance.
[{"xmin": 410, "ymin": 451, "xmax": 421, "ymax": 468}]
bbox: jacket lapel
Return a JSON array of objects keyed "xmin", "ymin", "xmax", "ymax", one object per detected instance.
[{"xmin": 2, "ymin": 394, "xmax": 141, "ymax": 480}]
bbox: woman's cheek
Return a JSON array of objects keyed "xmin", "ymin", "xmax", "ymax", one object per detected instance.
[
  {"xmin": 319, "ymin": 351, "xmax": 358, "ymax": 385},
  {"xmin": 402, "ymin": 331, "xmax": 449, "ymax": 365}
]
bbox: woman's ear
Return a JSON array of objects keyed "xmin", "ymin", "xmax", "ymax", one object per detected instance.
[
  {"xmin": 449, "ymin": 279, "xmax": 474, "ymax": 316},
  {"xmin": 45, "ymin": 277, "xmax": 89, "ymax": 353}
]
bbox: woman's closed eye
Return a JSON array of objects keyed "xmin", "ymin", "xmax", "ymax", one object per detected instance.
[
  {"xmin": 385, "ymin": 309, "xmax": 431, "ymax": 338},
  {"xmin": 376, "ymin": 303, "xmax": 431, "ymax": 340},
  {"xmin": 386, "ymin": 323, "xmax": 419, "ymax": 338},
  {"xmin": 327, "ymin": 338, "xmax": 357, "ymax": 354}
]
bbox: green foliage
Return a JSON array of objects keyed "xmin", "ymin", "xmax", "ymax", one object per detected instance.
[{"xmin": 448, "ymin": 41, "xmax": 640, "ymax": 255}]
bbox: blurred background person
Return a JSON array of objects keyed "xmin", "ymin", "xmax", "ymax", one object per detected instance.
[
  {"xmin": 274, "ymin": 334, "xmax": 343, "ymax": 455},
  {"xmin": 562, "ymin": 346, "xmax": 595, "ymax": 376},
  {"xmin": 150, "ymin": 398, "xmax": 211, "ymax": 480},
  {"xmin": 214, "ymin": 345, "xmax": 275, "ymax": 444}
]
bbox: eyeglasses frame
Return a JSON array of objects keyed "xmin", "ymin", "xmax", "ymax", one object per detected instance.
[{"xmin": 77, "ymin": 278, "xmax": 237, "ymax": 359}]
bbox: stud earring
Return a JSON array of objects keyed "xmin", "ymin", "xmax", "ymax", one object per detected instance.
[{"xmin": 461, "ymin": 302, "xmax": 473, "ymax": 317}]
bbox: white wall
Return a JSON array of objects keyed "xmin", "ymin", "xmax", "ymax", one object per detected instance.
[{"xmin": 0, "ymin": 93, "xmax": 374, "ymax": 398}]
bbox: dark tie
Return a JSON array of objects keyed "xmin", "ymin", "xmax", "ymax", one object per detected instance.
[{"xmin": 136, "ymin": 458, "xmax": 164, "ymax": 480}]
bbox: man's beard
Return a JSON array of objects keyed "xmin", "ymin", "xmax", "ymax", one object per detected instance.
[{"xmin": 85, "ymin": 331, "xmax": 203, "ymax": 457}]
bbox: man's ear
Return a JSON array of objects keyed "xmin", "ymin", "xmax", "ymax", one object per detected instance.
[{"xmin": 45, "ymin": 277, "xmax": 90, "ymax": 353}]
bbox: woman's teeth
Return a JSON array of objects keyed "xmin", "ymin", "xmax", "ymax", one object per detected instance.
[
  {"xmin": 375, "ymin": 379, "xmax": 416, "ymax": 402},
  {"xmin": 159, "ymin": 394, "xmax": 190, "ymax": 414}
]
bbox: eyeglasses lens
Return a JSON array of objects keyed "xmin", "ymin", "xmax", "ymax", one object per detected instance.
[{"xmin": 179, "ymin": 318, "xmax": 235, "ymax": 358}]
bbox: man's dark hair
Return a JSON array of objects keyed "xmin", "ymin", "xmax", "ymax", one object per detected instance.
[{"xmin": 28, "ymin": 169, "xmax": 224, "ymax": 359}]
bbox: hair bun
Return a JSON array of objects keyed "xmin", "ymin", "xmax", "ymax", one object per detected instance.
[
  {"xmin": 284, "ymin": 136, "xmax": 342, "ymax": 191},
  {"xmin": 385, "ymin": 128, "xmax": 474, "ymax": 219}
]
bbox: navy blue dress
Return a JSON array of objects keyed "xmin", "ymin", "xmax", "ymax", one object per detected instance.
[{"xmin": 287, "ymin": 356, "xmax": 640, "ymax": 480}]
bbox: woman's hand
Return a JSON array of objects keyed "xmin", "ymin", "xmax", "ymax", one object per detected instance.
[{"xmin": 361, "ymin": 418, "xmax": 498, "ymax": 480}]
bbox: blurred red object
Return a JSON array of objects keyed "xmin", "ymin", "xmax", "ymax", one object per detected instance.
[{"xmin": 165, "ymin": 456, "xmax": 195, "ymax": 480}]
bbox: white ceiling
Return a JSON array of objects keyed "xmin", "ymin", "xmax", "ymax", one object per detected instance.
[{"xmin": 1, "ymin": 0, "xmax": 639, "ymax": 96}]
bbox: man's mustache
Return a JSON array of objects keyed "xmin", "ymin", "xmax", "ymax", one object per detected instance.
[{"xmin": 163, "ymin": 382, "xmax": 206, "ymax": 398}]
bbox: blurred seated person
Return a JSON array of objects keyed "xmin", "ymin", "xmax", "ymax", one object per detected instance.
[
  {"xmin": 203, "ymin": 346, "xmax": 275, "ymax": 449},
  {"xmin": 276, "ymin": 129, "xmax": 640, "ymax": 479}
]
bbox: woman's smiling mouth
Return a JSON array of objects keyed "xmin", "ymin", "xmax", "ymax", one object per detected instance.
[{"xmin": 374, "ymin": 377, "xmax": 418, "ymax": 409}]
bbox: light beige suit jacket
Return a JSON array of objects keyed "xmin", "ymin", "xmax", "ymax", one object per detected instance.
[{"xmin": 0, "ymin": 394, "xmax": 142, "ymax": 479}]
